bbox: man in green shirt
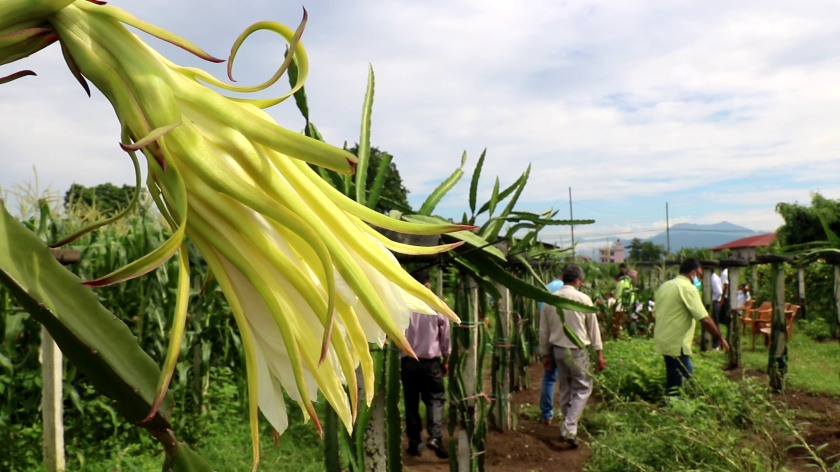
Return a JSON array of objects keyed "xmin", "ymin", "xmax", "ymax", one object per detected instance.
[{"xmin": 654, "ymin": 259, "xmax": 729, "ymax": 395}]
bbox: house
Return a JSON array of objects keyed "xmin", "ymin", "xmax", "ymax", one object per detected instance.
[
  {"xmin": 599, "ymin": 240, "xmax": 625, "ymax": 263},
  {"xmin": 711, "ymin": 233, "xmax": 776, "ymax": 260}
]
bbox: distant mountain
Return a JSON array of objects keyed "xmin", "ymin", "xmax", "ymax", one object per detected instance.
[{"xmin": 645, "ymin": 222, "xmax": 757, "ymax": 252}]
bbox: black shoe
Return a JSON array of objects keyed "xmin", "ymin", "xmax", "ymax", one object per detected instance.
[
  {"xmin": 407, "ymin": 441, "xmax": 423, "ymax": 457},
  {"xmin": 564, "ymin": 436, "xmax": 578, "ymax": 449},
  {"xmin": 427, "ymin": 438, "xmax": 449, "ymax": 459}
]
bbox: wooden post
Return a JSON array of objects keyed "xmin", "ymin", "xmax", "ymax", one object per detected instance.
[
  {"xmin": 726, "ymin": 265, "xmax": 743, "ymax": 369},
  {"xmin": 41, "ymin": 249, "xmax": 78, "ymax": 472},
  {"xmin": 496, "ymin": 284, "xmax": 512, "ymax": 430},
  {"xmin": 834, "ymin": 266, "xmax": 840, "ymax": 344},
  {"xmin": 701, "ymin": 268, "xmax": 713, "ymax": 351},
  {"xmin": 768, "ymin": 263, "xmax": 787, "ymax": 392},
  {"xmin": 752, "ymin": 265, "xmax": 758, "ymax": 295},
  {"xmin": 798, "ymin": 267, "xmax": 806, "ymax": 320},
  {"xmin": 41, "ymin": 326, "xmax": 65, "ymax": 472},
  {"xmin": 458, "ymin": 280, "xmax": 480, "ymax": 472},
  {"xmin": 362, "ymin": 366, "xmax": 387, "ymax": 472}
]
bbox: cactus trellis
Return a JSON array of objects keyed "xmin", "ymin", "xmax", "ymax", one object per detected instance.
[
  {"xmin": 448, "ymin": 279, "xmax": 489, "ymax": 472},
  {"xmin": 493, "ymin": 283, "xmax": 513, "ymax": 430},
  {"xmin": 720, "ymin": 259, "xmax": 747, "ymax": 369},
  {"xmin": 759, "ymin": 255, "xmax": 794, "ymax": 392}
]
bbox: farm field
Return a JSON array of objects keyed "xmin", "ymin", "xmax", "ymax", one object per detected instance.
[{"xmin": 26, "ymin": 335, "xmax": 839, "ymax": 472}]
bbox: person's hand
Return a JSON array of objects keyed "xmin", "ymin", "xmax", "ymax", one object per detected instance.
[
  {"xmin": 543, "ymin": 355, "xmax": 554, "ymax": 371},
  {"xmin": 596, "ymin": 353, "xmax": 607, "ymax": 372},
  {"xmin": 719, "ymin": 338, "xmax": 731, "ymax": 353},
  {"xmin": 441, "ymin": 358, "xmax": 449, "ymax": 376}
]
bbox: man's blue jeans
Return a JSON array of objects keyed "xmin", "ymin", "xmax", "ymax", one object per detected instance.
[
  {"xmin": 664, "ymin": 355, "xmax": 693, "ymax": 396},
  {"xmin": 540, "ymin": 355, "xmax": 559, "ymax": 420}
]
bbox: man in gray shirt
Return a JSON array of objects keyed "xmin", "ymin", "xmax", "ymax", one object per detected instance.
[
  {"xmin": 539, "ymin": 264, "xmax": 605, "ymax": 448},
  {"xmin": 401, "ymin": 270, "xmax": 451, "ymax": 459}
]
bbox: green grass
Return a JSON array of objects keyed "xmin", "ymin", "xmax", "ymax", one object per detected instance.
[
  {"xmin": 38, "ymin": 412, "xmax": 327, "ymax": 472},
  {"xmin": 707, "ymin": 329, "xmax": 840, "ymax": 397}
]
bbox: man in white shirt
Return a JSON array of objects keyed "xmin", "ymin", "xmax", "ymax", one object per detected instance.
[
  {"xmin": 736, "ymin": 284, "xmax": 751, "ymax": 310},
  {"xmin": 539, "ymin": 264, "xmax": 606, "ymax": 448}
]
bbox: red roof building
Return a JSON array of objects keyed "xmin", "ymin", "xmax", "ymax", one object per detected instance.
[{"xmin": 711, "ymin": 233, "xmax": 776, "ymax": 260}]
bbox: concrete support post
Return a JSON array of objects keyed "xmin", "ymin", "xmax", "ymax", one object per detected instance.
[{"xmin": 41, "ymin": 327, "xmax": 65, "ymax": 472}]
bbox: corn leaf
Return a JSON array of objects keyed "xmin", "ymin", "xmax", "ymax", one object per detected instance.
[{"xmin": 0, "ymin": 199, "xmax": 174, "ymax": 430}]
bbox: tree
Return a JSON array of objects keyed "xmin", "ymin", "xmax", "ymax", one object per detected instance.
[
  {"xmin": 776, "ymin": 193, "xmax": 840, "ymax": 246},
  {"xmin": 64, "ymin": 183, "xmax": 138, "ymax": 215},
  {"xmin": 627, "ymin": 238, "xmax": 665, "ymax": 261},
  {"xmin": 347, "ymin": 145, "xmax": 411, "ymax": 214}
]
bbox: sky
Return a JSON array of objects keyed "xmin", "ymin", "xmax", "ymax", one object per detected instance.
[{"xmin": 3, "ymin": 0, "xmax": 840, "ymax": 255}]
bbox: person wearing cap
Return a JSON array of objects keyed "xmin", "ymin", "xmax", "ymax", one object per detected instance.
[
  {"xmin": 654, "ymin": 259, "xmax": 730, "ymax": 396},
  {"xmin": 538, "ymin": 278, "xmax": 564, "ymax": 424},
  {"xmin": 540, "ymin": 264, "xmax": 605, "ymax": 448}
]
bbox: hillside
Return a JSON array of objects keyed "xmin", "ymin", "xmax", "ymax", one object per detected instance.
[{"xmin": 645, "ymin": 222, "xmax": 756, "ymax": 252}]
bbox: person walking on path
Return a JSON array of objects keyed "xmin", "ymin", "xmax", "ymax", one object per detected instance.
[
  {"xmin": 654, "ymin": 259, "xmax": 730, "ymax": 396},
  {"xmin": 401, "ymin": 270, "xmax": 450, "ymax": 459},
  {"xmin": 538, "ymin": 278, "xmax": 564, "ymax": 425},
  {"xmin": 540, "ymin": 264, "xmax": 606, "ymax": 448}
]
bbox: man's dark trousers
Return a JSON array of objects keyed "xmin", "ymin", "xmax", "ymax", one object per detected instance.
[{"xmin": 401, "ymin": 357, "xmax": 445, "ymax": 446}]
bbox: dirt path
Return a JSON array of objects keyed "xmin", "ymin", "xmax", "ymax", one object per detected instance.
[{"xmin": 403, "ymin": 362, "xmax": 590, "ymax": 472}]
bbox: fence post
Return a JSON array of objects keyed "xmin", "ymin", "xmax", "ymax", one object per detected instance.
[
  {"xmin": 798, "ymin": 266, "xmax": 806, "ymax": 320},
  {"xmin": 41, "ymin": 327, "xmax": 65, "ymax": 472},
  {"xmin": 495, "ymin": 284, "xmax": 512, "ymax": 430},
  {"xmin": 769, "ymin": 263, "xmax": 787, "ymax": 392},
  {"xmin": 722, "ymin": 261, "xmax": 746, "ymax": 369},
  {"xmin": 41, "ymin": 249, "xmax": 79, "ymax": 472},
  {"xmin": 700, "ymin": 261, "xmax": 715, "ymax": 351},
  {"xmin": 456, "ymin": 280, "xmax": 480, "ymax": 472}
]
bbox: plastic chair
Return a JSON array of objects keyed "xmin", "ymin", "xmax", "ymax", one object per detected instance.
[
  {"xmin": 742, "ymin": 301, "xmax": 770, "ymax": 335},
  {"xmin": 737, "ymin": 300, "xmax": 756, "ymax": 331}
]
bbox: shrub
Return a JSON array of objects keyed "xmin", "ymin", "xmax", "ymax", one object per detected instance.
[{"xmin": 799, "ymin": 317, "xmax": 833, "ymax": 342}]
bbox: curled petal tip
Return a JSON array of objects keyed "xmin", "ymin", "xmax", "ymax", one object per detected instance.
[
  {"xmin": 273, "ymin": 428, "xmax": 280, "ymax": 447},
  {"xmin": 85, "ymin": 0, "xmax": 107, "ymax": 4},
  {"xmin": 0, "ymin": 70, "xmax": 37, "ymax": 85}
]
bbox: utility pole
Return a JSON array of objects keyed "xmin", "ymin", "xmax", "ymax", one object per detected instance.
[
  {"xmin": 569, "ymin": 187, "xmax": 575, "ymax": 261},
  {"xmin": 665, "ymin": 202, "xmax": 671, "ymax": 258}
]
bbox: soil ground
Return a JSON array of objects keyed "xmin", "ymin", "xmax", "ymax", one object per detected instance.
[
  {"xmin": 728, "ymin": 367, "xmax": 840, "ymax": 470},
  {"xmin": 405, "ymin": 362, "xmax": 840, "ymax": 472},
  {"xmin": 403, "ymin": 361, "xmax": 591, "ymax": 472}
]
